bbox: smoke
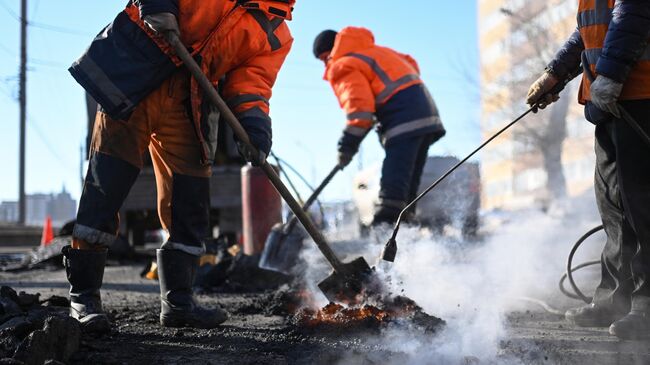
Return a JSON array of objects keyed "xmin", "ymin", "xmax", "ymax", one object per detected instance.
[{"xmin": 300, "ymin": 191, "xmax": 605, "ymax": 364}]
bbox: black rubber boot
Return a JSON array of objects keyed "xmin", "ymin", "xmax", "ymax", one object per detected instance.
[
  {"xmin": 609, "ymin": 298, "xmax": 650, "ymax": 340},
  {"xmin": 157, "ymin": 249, "xmax": 228, "ymax": 328},
  {"xmin": 565, "ymin": 303, "xmax": 626, "ymax": 328},
  {"xmin": 62, "ymin": 245, "xmax": 111, "ymax": 334}
]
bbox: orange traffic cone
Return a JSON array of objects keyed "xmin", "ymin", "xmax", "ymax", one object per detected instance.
[{"xmin": 40, "ymin": 216, "xmax": 54, "ymax": 246}]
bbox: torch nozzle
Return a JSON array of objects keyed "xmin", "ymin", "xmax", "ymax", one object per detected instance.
[{"xmin": 380, "ymin": 237, "xmax": 397, "ymax": 262}]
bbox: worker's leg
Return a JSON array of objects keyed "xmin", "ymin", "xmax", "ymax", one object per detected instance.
[
  {"xmin": 566, "ymin": 121, "xmax": 633, "ymax": 327},
  {"xmin": 605, "ymin": 100, "xmax": 650, "ymax": 339},
  {"xmin": 405, "ymin": 133, "xmax": 437, "ymax": 215},
  {"xmin": 149, "ymin": 69, "xmax": 227, "ymax": 328},
  {"xmin": 67, "ymin": 106, "xmax": 150, "ymax": 333},
  {"xmin": 372, "ymin": 134, "xmax": 432, "ymax": 226}
]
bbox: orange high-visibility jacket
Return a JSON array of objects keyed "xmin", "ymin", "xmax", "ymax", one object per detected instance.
[
  {"xmin": 578, "ymin": 0, "xmax": 650, "ymax": 102},
  {"xmin": 128, "ymin": 0, "xmax": 294, "ymax": 162},
  {"xmin": 324, "ymin": 27, "xmax": 443, "ymax": 146},
  {"xmin": 71, "ymin": 0, "xmax": 294, "ymax": 164}
]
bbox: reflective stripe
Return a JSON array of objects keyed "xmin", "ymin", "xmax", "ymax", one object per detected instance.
[
  {"xmin": 376, "ymin": 74, "xmax": 420, "ymax": 104},
  {"xmin": 72, "ymin": 55, "xmax": 132, "ymax": 111},
  {"xmin": 227, "ymin": 94, "xmax": 269, "ymax": 108},
  {"xmin": 346, "ymin": 111, "xmax": 375, "ymax": 121},
  {"xmin": 577, "ymin": 8, "xmax": 612, "ymax": 27},
  {"xmin": 583, "ymin": 46, "xmax": 650, "ymax": 65},
  {"xmin": 161, "ymin": 241, "xmax": 206, "ymax": 257},
  {"xmin": 346, "ymin": 52, "xmax": 420, "ymax": 105},
  {"xmin": 381, "ymin": 115, "xmax": 442, "ymax": 144},
  {"xmin": 248, "ymin": 9, "xmax": 284, "ymax": 51},
  {"xmin": 344, "ymin": 125, "xmax": 369, "ymax": 137},
  {"xmin": 72, "ymin": 224, "xmax": 116, "ymax": 247},
  {"xmin": 347, "ymin": 53, "xmax": 391, "ymax": 84}
]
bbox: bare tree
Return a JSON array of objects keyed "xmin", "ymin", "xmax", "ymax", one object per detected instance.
[{"xmin": 480, "ymin": 2, "xmax": 576, "ymax": 202}]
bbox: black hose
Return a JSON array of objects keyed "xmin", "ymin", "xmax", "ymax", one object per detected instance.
[
  {"xmin": 520, "ymin": 225, "xmax": 603, "ymax": 315},
  {"xmin": 559, "ymin": 260, "xmax": 600, "ymax": 301},
  {"xmin": 562, "ymin": 225, "xmax": 604, "ymax": 303}
]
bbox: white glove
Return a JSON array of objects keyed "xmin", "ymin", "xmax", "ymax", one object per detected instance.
[
  {"xmin": 527, "ymin": 71, "xmax": 560, "ymax": 112},
  {"xmin": 143, "ymin": 12, "xmax": 180, "ymax": 37},
  {"xmin": 590, "ymin": 76, "xmax": 623, "ymax": 118}
]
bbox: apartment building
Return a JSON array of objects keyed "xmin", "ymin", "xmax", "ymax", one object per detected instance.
[{"xmin": 478, "ymin": 0, "xmax": 595, "ymax": 210}]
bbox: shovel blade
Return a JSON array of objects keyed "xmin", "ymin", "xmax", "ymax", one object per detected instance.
[
  {"xmin": 317, "ymin": 257, "xmax": 374, "ymax": 304},
  {"xmin": 258, "ymin": 223, "xmax": 304, "ymax": 275}
]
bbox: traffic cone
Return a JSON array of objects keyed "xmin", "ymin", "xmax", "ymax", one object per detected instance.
[{"xmin": 40, "ymin": 216, "xmax": 54, "ymax": 246}]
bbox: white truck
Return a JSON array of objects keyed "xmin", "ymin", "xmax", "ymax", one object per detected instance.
[{"xmin": 353, "ymin": 156, "xmax": 481, "ymax": 237}]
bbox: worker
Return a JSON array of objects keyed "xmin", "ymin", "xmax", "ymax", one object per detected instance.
[
  {"xmin": 527, "ymin": 0, "xmax": 650, "ymax": 340},
  {"xmin": 65, "ymin": 0, "xmax": 294, "ymax": 333},
  {"xmin": 313, "ymin": 27, "xmax": 446, "ymax": 226}
]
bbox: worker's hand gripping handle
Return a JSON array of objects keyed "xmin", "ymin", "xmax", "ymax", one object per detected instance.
[{"xmin": 164, "ymin": 33, "xmax": 346, "ymax": 273}]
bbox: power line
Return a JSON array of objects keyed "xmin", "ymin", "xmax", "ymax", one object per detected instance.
[
  {"xmin": 26, "ymin": 114, "xmax": 76, "ymax": 171},
  {"xmin": 29, "ymin": 21, "xmax": 92, "ymax": 37},
  {"xmin": 0, "ymin": 1, "xmax": 19, "ymax": 21},
  {"xmin": 29, "ymin": 57, "xmax": 67, "ymax": 68},
  {"xmin": 0, "ymin": 1, "xmax": 92, "ymax": 37}
]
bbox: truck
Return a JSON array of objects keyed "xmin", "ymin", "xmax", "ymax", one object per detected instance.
[
  {"xmin": 352, "ymin": 156, "xmax": 481, "ymax": 237},
  {"xmin": 85, "ymin": 94, "xmax": 245, "ymax": 247}
]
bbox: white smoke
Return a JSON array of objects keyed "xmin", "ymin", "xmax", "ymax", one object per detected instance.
[{"xmin": 301, "ymin": 191, "xmax": 605, "ymax": 364}]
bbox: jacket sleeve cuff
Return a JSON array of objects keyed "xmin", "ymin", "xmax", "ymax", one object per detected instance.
[
  {"xmin": 595, "ymin": 58, "xmax": 631, "ymax": 83},
  {"xmin": 239, "ymin": 113, "xmax": 272, "ymax": 155},
  {"xmin": 139, "ymin": 0, "xmax": 179, "ymax": 18}
]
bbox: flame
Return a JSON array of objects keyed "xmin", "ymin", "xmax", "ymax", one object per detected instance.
[{"xmin": 292, "ymin": 296, "xmax": 423, "ymax": 328}]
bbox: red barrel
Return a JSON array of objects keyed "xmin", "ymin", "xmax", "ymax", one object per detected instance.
[{"xmin": 241, "ymin": 165, "xmax": 282, "ymax": 255}]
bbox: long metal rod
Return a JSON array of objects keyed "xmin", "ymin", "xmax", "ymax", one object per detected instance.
[
  {"xmin": 283, "ymin": 164, "xmax": 340, "ymax": 234},
  {"xmin": 386, "ymin": 105, "xmax": 535, "ymax": 243},
  {"xmin": 166, "ymin": 33, "xmax": 345, "ymax": 272},
  {"xmin": 381, "ymin": 66, "xmax": 583, "ymax": 262},
  {"xmin": 18, "ymin": 0, "xmax": 27, "ymax": 225}
]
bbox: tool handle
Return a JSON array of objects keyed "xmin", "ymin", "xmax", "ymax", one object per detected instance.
[
  {"xmin": 283, "ymin": 165, "xmax": 341, "ymax": 234},
  {"xmin": 581, "ymin": 52, "xmax": 650, "ymax": 148},
  {"xmin": 166, "ymin": 33, "xmax": 345, "ymax": 272}
]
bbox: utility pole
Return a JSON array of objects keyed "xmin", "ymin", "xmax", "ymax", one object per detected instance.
[{"xmin": 18, "ymin": 0, "xmax": 27, "ymax": 226}]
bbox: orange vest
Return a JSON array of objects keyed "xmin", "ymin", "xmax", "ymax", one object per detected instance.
[
  {"xmin": 578, "ymin": 0, "xmax": 650, "ymax": 102},
  {"xmin": 124, "ymin": 0, "xmax": 294, "ymax": 163},
  {"xmin": 325, "ymin": 27, "xmax": 423, "ymax": 130}
]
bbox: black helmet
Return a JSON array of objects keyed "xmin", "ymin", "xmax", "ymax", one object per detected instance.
[{"xmin": 313, "ymin": 30, "xmax": 338, "ymax": 58}]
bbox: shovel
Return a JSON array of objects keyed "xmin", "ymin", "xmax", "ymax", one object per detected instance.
[
  {"xmin": 166, "ymin": 33, "xmax": 374, "ymax": 304},
  {"xmin": 259, "ymin": 164, "xmax": 341, "ymax": 275}
]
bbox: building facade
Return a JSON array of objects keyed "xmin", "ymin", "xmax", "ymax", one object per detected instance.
[
  {"xmin": 478, "ymin": 0, "xmax": 595, "ymax": 210},
  {"xmin": 0, "ymin": 187, "xmax": 77, "ymax": 227}
]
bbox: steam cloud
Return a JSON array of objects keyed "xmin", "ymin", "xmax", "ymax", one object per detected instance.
[{"xmin": 301, "ymin": 191, "xmax": 604, "ymax": 364}]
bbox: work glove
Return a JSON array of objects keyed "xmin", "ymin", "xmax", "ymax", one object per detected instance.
[
  {"xmin": 143, "ymin": 12, "xmax": 180, "ymax": 37},
  {"xmin": 236, "ymin": 115, "xmax": 272, "ymax": 166},
  {"xmin": 590, "ymin": 75, "xmax": 623, "ymax": 118},
  {"xmin": 526, "ymin": 71, "xmax": 560, "ymax": 112},
  {"xmin": 337, "ymin": 130, "xmax": 363, "ymax": 169}
]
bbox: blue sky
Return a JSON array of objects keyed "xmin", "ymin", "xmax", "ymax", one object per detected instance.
[{"xmin": 0, "ymin": 1, "xmax": 479, "ymax": 203}]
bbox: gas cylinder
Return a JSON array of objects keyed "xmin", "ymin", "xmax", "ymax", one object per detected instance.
[{"xmin": 241, "ymin": 165, "xmax": 282, "ymax": 255}]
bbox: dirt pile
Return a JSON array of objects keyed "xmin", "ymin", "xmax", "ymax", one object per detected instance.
[
  {"xmin": 0, "ymin": 286, "xmax": 80, "ymax": 365},
  {"xmin": 290, "ymin": 295, "xmax": 444, "ymax": 334},
  {"xmin": 196, "ymin": 253, "xmax": 292, "ymax": 293}
]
